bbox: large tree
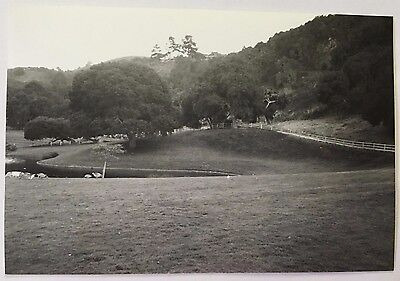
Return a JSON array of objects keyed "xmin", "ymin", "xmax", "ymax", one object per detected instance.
[
  {"xmin": 69, "ymin": 61, "xmax": 179, "ymax": 148},
  {"xmin": 151, "ymin": 35, "xmax": 203, "ymax": 61},
  {"xmin": 181, "ymin": 56, "xmax": 265, "ymax": 127}
]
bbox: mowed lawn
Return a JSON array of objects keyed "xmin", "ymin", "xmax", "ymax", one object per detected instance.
[
  {"xmin": 43, "ymin": 128, "xmax": 394, "ymax": 175},
  {"xmin": 6, "ymin": 129, "xmax": 92, "ymax": 163},
  {"xmin": 6, "ymin": 129, "xmax": 51, "ymax": 148},
  {"xmin": 5, "ymin": 169, "xmax": 394, "ymax": 273}
]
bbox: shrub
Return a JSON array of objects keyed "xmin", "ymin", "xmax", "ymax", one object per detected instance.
[
  {"xmin": 24, "ymin": 116, "xmax": 71, "ymax": 140},
  {"xmin": 6, "ymin": 143, "xmax": 17, "ymax": 152},
  {"xmin": 91, "ymin": 143, "xmax": 126, "ymax": 159}
]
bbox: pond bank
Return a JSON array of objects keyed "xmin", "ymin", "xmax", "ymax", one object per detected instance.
[
  {"xmin": 6, "ymin": 144, "xmax": 237, "ymax": 178},
  {"xmin": 37, "ymin": 161, "xmax": 237, "ymax": 178}
]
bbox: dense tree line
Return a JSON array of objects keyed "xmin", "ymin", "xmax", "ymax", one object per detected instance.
[
  {"xmin": 6, "ymin": 67, "xmax": 79, "ymax": 129},
  {"xmin": 176, "ymin": 15, "xmax": 393, "ymax": 134},
  {"xmin": 6, "ymin": 81, "xmax": 69, "ymax": 129},
  {"xmin": 7, "ymin": 14, "xmax": 394, "ymax": 142},
  {"xmin": 240, "ymin": 15, "xmax": 393, "ymax": 132}
]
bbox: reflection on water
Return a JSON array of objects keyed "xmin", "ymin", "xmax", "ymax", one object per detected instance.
[
  {"xmin": 5, "ymin": 157, "xmax": 24, "ymax": 164},
  {"xmin": 5, "ymin": 157, "xmax": 231, "ymax": 178},
  {"xmin": 5, "ymin": 157, "xmax": 83, "ymax": 178}
]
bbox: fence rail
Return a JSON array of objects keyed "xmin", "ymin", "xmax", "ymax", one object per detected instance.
[{"xmin": 240, "ymin": 122, "xmax": 395, "ymax": 153}]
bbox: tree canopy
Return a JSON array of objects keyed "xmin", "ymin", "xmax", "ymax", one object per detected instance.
[
  {"xmin": 69, "ymin": 61, "xmax": 179, "ymax": 144},
  {"xmin": 236, "ymin": 15, "xmax": 393, "ymax": 132},
  {"xmin": 179, "ymin": 15, "xmax": 393, "ymax": 133},
  {"xmin": 6, "ymin": 15, "xmax": 394, "ymax": 139},
  {"xmin": 151, "ymin": 35, "xmax": 203, "ymax": 61}
]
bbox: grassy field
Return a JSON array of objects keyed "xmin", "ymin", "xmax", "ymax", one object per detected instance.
[
  {"xmin": 6, "ymin": 129, "xmax": 93, "ymax": 163},
  {"xmin": 7, "ymin": 143, "xmax": 93, "ymax": 162},
  {"xmin": 42, "ymin": 128, "xmax": 394, "ymax": 175},
  {"xmin": 5, "ymin": 128, "xmax": 395, "ymax": 273},
  {"xmin": 6, "ymin": 129, "xmax": 50, "ymax": 148},
  {"xmin": 5, "ymin": 169, "xmax": 394, "ymax": 273}
]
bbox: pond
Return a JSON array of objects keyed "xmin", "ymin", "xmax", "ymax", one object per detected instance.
[
  {"xmin": 5, "ymin": 156, "xmax": 234, "ymax": 178},
  {"xmin": 5, "ymin": 157, "xmax": 24, "ymax": 165},
  {"xmin": 5, "ymin": 156, "xmax": 70, "ymax": 178}
]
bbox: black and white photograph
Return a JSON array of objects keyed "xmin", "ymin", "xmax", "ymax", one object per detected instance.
[{"xmin": 2, "ymin": 0, "xmax": 397, "ymax": 278}]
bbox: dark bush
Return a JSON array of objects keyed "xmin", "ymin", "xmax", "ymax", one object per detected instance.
[
  {"xmin": 24, "ymin": 116, "xmax": 71, "ymax": 140},
  {"xmin": 6, "ymin": 143, "xmax": 17, "ymax": 152}
]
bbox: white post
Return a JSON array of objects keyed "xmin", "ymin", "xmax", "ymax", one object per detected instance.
[{"xmin": 102, "ymin": 161, "xmax": 107, "ymax": 178}]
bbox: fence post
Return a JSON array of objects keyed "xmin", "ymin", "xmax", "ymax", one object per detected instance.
[{"xmin": 102, "ymin": 161, "xmax": 107, "ymax": 178}]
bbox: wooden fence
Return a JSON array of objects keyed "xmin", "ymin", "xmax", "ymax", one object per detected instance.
[{"xmin": 276, "ymin": 130, "xmax": 395, "ymax": 153}]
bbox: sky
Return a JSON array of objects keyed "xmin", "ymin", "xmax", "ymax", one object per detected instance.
[{"xmin": 7, "ymin": 2, "xmax": 319, "ymax": 70}]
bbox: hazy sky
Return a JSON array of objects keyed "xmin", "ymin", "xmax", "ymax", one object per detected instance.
[{"xmin": 7, "ymin": 2, "xmax": 319, "ymax": 70}]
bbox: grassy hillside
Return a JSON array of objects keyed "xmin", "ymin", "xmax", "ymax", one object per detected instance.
[
  {"xmin": 6, "ymin": 129, "xmax": 48, "ymax": 149},
  {"xmin": 42, "ymin": 128, "xmax": 393, "ymax": 175},
  {"xmin": 5, "ymin": 169, "xmax": 394, "ymax": 273},
  {"xmin": 273, "ymin": 116, "xmax": 394, "ymax": 144}
]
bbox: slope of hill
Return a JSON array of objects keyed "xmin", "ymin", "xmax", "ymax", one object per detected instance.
[
  {"xmin": 235, "ymin": 15, "xmax": 393, "ymax": 131},
  {"xmin": 272, "ymin": 116, "xmax": 394, "ymax": 144},
  {"xmin": 41, "ymin": 128, "xmax": 393, "ymax": 176}
]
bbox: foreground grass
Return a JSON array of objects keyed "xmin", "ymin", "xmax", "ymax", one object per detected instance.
[
  {"xmin": 43, "ymin": 128, "xmax": 393, "ymax": 175},
  {"xmin": 5, "ymin": 169, "xmax": 394, "ymax": 273}
]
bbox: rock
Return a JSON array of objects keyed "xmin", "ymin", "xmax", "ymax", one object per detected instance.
[
  {"xmin": 19, "ymin": 172, "xmax": 32, "ymax": 179},
  {"xmin": 92, "ymin": 172, "xmax": 102, "ymax": 178},
  {"xmin": 36, "ymin": 173, "xmax": 48, "ymax": 178},
  {"xmin": 6, "ymin": 171, "xmax": 22, "ymax": 178},
  {"xmin": 6, "ymin": 171, "xmax": 46, "ymax": 179}
]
